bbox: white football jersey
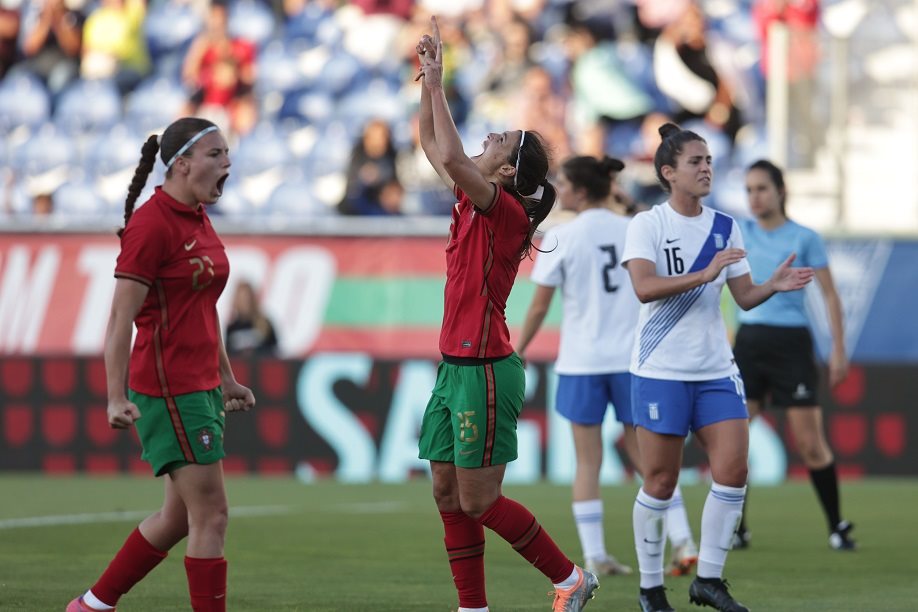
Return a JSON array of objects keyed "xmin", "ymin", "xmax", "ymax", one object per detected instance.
[
  {"xmin": 622, "ymin": 202, "xmax": 750, "ymax": 381},
  {"xmin": 530, "ymin": 208, "xmax": 639, "ymax": 374}
]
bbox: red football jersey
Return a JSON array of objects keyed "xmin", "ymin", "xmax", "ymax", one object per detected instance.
[
  {"xmin": 439, "ymin": 185, "xmax": 529, "ymax": 359},
  {"xmin": 115, "ymin": 187, "xmax": 229, "ymax": 397}
]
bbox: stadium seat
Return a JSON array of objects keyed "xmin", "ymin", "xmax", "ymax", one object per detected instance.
[
  {"xmin": 210, "ymin": 182, "xmax": 254, "ymax": 218},
  {"xmin": 232, "ymin": 123, "xmax": 294, "ymax": 208},
  {"xmin": 55, "ymin": 79, "xmax": 122, "ymax": 135},
  {"xmin": 84, "ymin": 126, "xmax": 146, "ymax": 208},
  {"xmin": 125, "ymin": 77, "xmax": 187, "ymax": 133},
  {"xmin": 305, "ymin": 120, "xmax": 351, "ymax": 176},
  {"xmin": 145, "ymin": 0, "xmax": 202, "ymax": 71},
  {"xmin": 54, "ymin": 179, "xmax": 109, "ymax": 216},
  {"xmin": 228, "ymin": 0, "xmax": 277, "ymax": 49},
  {"xmin": 264, "ymin": 179, "xmax": 330, "ymax": 218},
  {"xmin": 256, "ymin": 40, "xmax": 315, "ymax": 121},
  {"xmin": 8, "ymin": 125, "xmax": 75, "ymax": 213},
  {"xmin": 316, "ymin": 51, "xmax": 365, "ymax": 98},
  {"xmin": 279, "ymin": 88, "xmax": 335, "ymax": 126},
  {"xmin": 283, "ymin": 1, "xmax": 335, "ymax": 45},
  {"xmin": 335, "ymin": 78, "xmax": 404, "ymax": 127},
  {"xmin": 12, "ymin": 124, "xmax": 75, "ymax": 178},
  {"xmin": 0, "ymin": 70, "xmax": 51, "ymax": 133}
]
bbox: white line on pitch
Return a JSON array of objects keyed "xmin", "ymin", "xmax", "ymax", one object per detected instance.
[{"xmin": 0, "ymin": 505, "xmax": 292, "ymax": 530}]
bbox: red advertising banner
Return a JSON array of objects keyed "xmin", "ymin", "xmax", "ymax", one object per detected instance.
[
  {"xmin": 0, "ymin": 234, "xmax": 559, "ymax": 360},
  {"xmin": 1, "ymin": 356, "xmax": 914, "ymax": 479}
]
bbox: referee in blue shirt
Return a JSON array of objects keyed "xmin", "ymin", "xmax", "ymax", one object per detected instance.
[{"xmin": 733, "ymin": 159, "xmax": 855, "ymax": 551}]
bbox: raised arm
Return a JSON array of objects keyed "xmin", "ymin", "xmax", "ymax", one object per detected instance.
[
  {"xmin": 416, "ymin": 32, "xmax": 453, "ymax": 193},
  {"xmin": 417, "ymin": 16, "xmax": 497, "ymax": 210}
]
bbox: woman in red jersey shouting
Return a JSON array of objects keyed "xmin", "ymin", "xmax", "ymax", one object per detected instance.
[{"xmin": 67, "ymin": 117, "xmax": 254, "ymax": 612}]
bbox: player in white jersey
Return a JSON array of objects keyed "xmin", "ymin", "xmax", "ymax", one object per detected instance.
[
  {"xmin": 518, "ymin": 155, "xmax": 699, "ymax": 579},
  {"xmin": 622, "ymin": 123, "xmax": 814, "ymax": 612}
]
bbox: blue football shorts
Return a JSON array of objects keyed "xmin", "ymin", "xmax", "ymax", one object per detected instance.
[
  {"xmin": 556, "ymin": 372, "xmax": 633, "ymax": 426},
  {"xmin": 630, "ymin": 374, "xmax": 748, "ymax": 436}
]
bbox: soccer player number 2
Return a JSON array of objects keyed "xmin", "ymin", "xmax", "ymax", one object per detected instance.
[{"xmin": 600, "ymin": 245, "xmax": 619, "ymax": 293}]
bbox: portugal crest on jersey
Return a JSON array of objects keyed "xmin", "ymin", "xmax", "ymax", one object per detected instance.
[{"xmin": 198, "ymin": 428, "xmax": 214, "ymax": 451}]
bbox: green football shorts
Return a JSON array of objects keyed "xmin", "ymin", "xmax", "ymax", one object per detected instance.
[
  {"xmin": 130, "ymin": 387, "xmax": 226, "ymax": 476},
  {"xmin": 418, "ymin": 353, "xmax": 525, "ymax": 468}
]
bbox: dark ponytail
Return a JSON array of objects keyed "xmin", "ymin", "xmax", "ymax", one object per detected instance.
[
  {"xmin": 118, "ymin": 135, "xmax": 159, "ymax": 237},
  {"xmin": 506, "ymin": 130, "xmax": 556, "ymax": 259},
  {"xmin": 747, "ymin": 158, "xmax": 787, "ymax": 216},
  {"xmin": 560, "ymin": 155, "xmax": 625, "ymax": 202},
  {"xmin": 653, "ymin": 122, "xmax": 706, "ymax": 193},
  {"xmin": 117, "ymin": 117, "xmax": 218, "ymax": 237}
]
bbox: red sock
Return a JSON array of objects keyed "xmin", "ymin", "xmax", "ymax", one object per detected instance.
[
  {"xmin": 478, "ymin": 496, "xmax": 574, "ymax": 584},
  {"xmin": 91, "ymin": 527, "xmax": 168, "ymax": 606},
  {"xmin": 184, "ymin": 556, "xmax": 227, "ymax": 612},
  {"xmin": 440, "ymin": 511, "xmax": 487, "ymax": 608}
]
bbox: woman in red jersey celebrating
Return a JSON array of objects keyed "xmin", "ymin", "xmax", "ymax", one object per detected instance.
[
  {"xmin": 415, "ymin": 17, "xmax": 599, "ymax": 612},
  {"xmin": 67, "ymin": 117, "xmax": 254, "ymax": 612}
]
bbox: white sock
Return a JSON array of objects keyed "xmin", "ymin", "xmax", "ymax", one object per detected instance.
[
  {"xmin": 633, "ymin": 488, "xmax": 670, "ymax": 589},
  {"xmin": 552, "ymin": 565, "xmax": 581, "ymax": 589},
  {"xmin": 698, "ymin": 482, "xmax": 746, "ymax": 579},
  {"xmin": 573, "ymin": 499, "xmax": 607, "ymax": 561},
  {"xmin": 82, "ymin": 590, "xmax": 115, "ymax": 610},
  {"xmin": 666, "ymin": 484, "xmax": 694, "ymax": 546},
  {"xmin": 458, "ymin": 608, "xmax": 489, "ymax": 612}
]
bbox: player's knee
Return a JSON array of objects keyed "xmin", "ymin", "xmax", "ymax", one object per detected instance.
[
  {"xmin": 642, "ymin": 471, "xmax": 678, "ymax": 500},
  {"xmin": 432, "ymin": 479, "xmax": 459, "ymax": 510},
  {"xmin": 458, "ymin": 496, "xmax": 491, "ymax": 520}
]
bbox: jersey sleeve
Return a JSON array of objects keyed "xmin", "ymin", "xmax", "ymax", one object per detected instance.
[
  {"xmin": 114, "ymin": 212, "xmax": 168, "ymax": 286},
  {"xmin": 726, "ymin": 218, "xmax": 751, "ymax": 278},
  {"xmin": 530, "ymin": 227, "xmax": 564, "ymax": 287},
  {"xmin": 622, "ymin": 210, "xmax": 658, "ymax": 265},
  {"xmin": 802, "ymin": 226, "xmax": 829, "ymax": 269}
]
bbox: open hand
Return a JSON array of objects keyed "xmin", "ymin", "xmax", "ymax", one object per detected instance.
[
  {"xmin": 702, "ymin": 248, "xmax": 746, "ymax": 283},
  {"xmin": 770, "ymin": 253, "xmax": 814, "ymax": 292}
]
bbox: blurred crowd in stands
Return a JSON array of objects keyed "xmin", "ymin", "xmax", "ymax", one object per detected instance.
[{"xmin": 0, "ymin": 0, "xmax": 819, "ymax": 221}]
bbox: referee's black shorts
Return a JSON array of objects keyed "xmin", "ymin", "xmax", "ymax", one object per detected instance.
[{"xmin": 733, "ymin": 324, "xmax": 820, "ymax": 408}]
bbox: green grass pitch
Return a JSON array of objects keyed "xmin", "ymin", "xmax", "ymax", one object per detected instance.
[{"xmin": 0, "ymin": 476, "xmax": 913, "ymax": 611}]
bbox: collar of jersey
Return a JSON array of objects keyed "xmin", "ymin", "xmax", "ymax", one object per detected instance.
[{"xmin": 155, "ymin": 186, "xmax": 205, "ymax": 218}]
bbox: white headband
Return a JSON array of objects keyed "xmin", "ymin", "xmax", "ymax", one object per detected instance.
[
  {"xmin": 165, "ymin": 126, "xmax": 218, "ymax": 170},
  {"xmin": 513, "ymin": 130, "xmax": 526, "ymax": 189}
]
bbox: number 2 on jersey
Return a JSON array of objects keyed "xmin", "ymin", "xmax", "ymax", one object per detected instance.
[{"xmin": 599, "ymin": 245, "xmax": 619, "ymax": 293}]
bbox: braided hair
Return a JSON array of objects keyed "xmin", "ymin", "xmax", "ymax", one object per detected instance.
[{"xmin": 118, "ymin": 117, "xmax": 218, "ymax": 237}]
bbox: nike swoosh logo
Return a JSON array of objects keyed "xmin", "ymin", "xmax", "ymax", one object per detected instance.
[
  {"xmin": 184, "ymin": 240, "xmax": 197, "ymax": 251},
  {"xmin": 643, "ymin": 538, "xmax": 663, "ymax": 544},
  {"xmin": 459, "ymin": 449, "xmax": 477, "ymax": 456},
  {"xmin": 665, "ymin": 238, "xmax": 680, "ymax": 244}
]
